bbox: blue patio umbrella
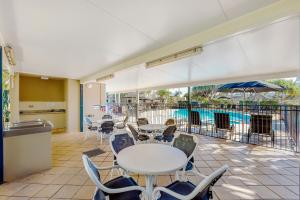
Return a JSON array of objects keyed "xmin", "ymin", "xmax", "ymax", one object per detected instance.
[
  {"xmin": 217, "ymin": 80, "xmax": 283, "ymax": 93},
  {"xmin": 217, "ymin": 81, "xmax": 283, "ymax": 130}
]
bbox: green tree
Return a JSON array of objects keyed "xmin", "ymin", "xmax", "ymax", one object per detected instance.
[
  {"xmin": 173, "ymin": 90, "xmax": 182, "ymax": 97},
  {"xmin": 191, "ymin": 85, "xmax": 217, "ymax": 101},
  {"xmin": 156, "ymin": 89, "xmax": 171, "ymax": 103},
  {"xmin": 268, "ymin": 79, "xmax": 300, "ymax": 99}
]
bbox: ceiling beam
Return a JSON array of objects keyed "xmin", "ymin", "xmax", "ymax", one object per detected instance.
[
  {"xmin": 81, "ymin": 0, "xmax": 300, "ymax": 83},
  {"xmin": 106, "ymin": 70, "xmax": 299, "ymax": 93}
]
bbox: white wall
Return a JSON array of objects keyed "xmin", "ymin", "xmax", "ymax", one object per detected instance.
[
  {"xmin": 64, "ymin": 79, "xmax": 80, "ymax": 132},
  {"xmin": 83, "ymin": 83, "xmax": 105, "ymax": 120}
]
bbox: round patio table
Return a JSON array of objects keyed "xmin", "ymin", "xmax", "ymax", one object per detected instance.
[
  {"xmin": 96, "ymin": 118, "xmax": 115, "ymax": 124},
  {"xmin": 139, "ymin": 124, "xmax": 166, "ymax": 132},
  {"xmin": 117, "ymin": 143, "xmax": 187, "ymax": 199}
]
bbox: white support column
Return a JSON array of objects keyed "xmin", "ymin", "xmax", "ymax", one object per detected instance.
[
  {"xmin": 136, "ymin": 90, "xmax": 140, "ymax": 120},
  {"xmin": 65, "ymin": 79, "xmax": 80, "ymax": 133}
]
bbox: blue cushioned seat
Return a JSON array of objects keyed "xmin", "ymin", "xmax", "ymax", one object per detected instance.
[
  {"xmin": 185, "ymin": 161, "xmax": 193, "ymax": 171},
  {"xmin": 154, "ymin": 135, "xmax": 174, "ymax": 142},
  {"xmin": 158, "ymin": 181, "xmax": 210, "ymax": 200},
  {"xmin": 103, "ymin": 176, "xmax": 141, "ymax": 200}
]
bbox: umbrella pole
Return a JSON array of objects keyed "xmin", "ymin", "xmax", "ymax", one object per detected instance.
[{"xmin": 242, "ymin": 90, "xmax": 245, "ymax": 134}]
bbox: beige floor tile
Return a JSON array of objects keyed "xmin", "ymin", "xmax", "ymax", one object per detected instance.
[
  {"xmin": 137, "ymin": 176, "xmax": 146, "ymax": 187},
  {"xmin": 62, "ymin": 168, "xmax": 82, "ymax": 175},
  {"xmin": 2, "ymin": 132, "xmax": 299, "ymax": 200},
  {"xmin": 223, "ymin": 176, "xmax": 246, "ymax": 186},
  {"xmin": 253, "ymin": 175, "xmax": 280, "ymax": 185},
  {"xmin": 7, "ymin": 197, "xmax": 29, "ymax": 200},
  {"xmin": 13, "ymin": 184, "xmax": 45, "ymax": 197},
  {"xmin": 50, "ymin": 175, "xmax": 74, "ymax": 185},
  {"xmin": 67, "ymin": 176, "xmax": 88, "ymax": 186},
  {"xmin": 73, "ymin": 186, "xmax": 95, "ymax": 199},
  {"xmin": 22, "ymin": 174, "xmax": 58, "ymax": 185},
  {"xmin": 34, "ymin": 185, "xmax": 62, "ymax": 198},
  {"xmin": 29, "ymin": 198, "xmax": 48, "ymax": 200},
  {"xmin": 268, "ymin": 185, "xmax": 300, "ymax": 200},
  {"xmin": 156, "ymin": 176, "xmax": 171, "ymax": 186},
  {"xmin": 0, "ymin": 183, "xmax": 28, "ymax": 196},
  {"xmin": 196, "ymin": 168, "xmax": 213, "ymax": 176},
  {"xmin": 270, "ymin": 174, "xmax": 298, "ymax": 185},
  {"xmin": 214, "ymin": 184, "xmax": 259, "ymax": 199},
  {"xmin": 238, "ymin": 175, "xmax": 261, "ymax": 186},
  {"xmin": 286, "ymin": 185, "xmax": 300, "ymax": 195},
  {"xmin": 206, "ymin": 161, "xmax": 222, "ymax": 168},
  {"xmin": 53, "ymin": 186, "xmax": 80, "ymax": 199},
  {"xmin": 247, "ymin": 186, "xmax": 281, "ymax": 199}
]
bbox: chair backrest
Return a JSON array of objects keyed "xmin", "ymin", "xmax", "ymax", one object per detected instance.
[
  {"xmin": 165, "ymin": 118, "xmax": 175, "ymax": 126},
  {"xmin": 190, "ymin": 165, "xmax": 229, "ymax": 200},
  {"xmin": 250, "ymin": 114, "xmax": 272, "ymax": 134},
  {"xmin": 137, "ymin": 118, "xmax": 149, "ymax": 126},
  {"xmin": 191, "ymin": 111, "xmax": 201, "ymax": 126},
  {"xmin": 127, "ymin": 124, "xmax": 139, "ymax": 141},
  {"xmin": 102, "ymin": 114, "xmax": 112, "ymax": 119},
  {"xmin": 85, "ymin": 117, "xmax": 92, "ymax": 125},
  {"xmin": 162, "ymin": 125, "xmax": 177, "ymax": 138},
  {"xmin": 123, "ymin": 115, "xmax": 129, "ymax": 124},
  {"xmin": 101, "ymin": 121, "xmax": 114, "ymax": 134},
  {"xmin": 172, "ymin": 133, "xmax": 198, "ymax": 160},
  {"xmin": 82, "ymin": 155, "xmax": 106, "ymax": 199},
  {"xmin": 214, "ymin": 112, "xmax": 230, "ymax": 130},
  {"xmin": 109, "ymin": 132, "xmax": 135, "ymax": 157}
]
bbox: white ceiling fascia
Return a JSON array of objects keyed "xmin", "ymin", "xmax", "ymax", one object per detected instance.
[{"xmin": 81, "ymin": 0, "xmax": 300, "ymax": 83}]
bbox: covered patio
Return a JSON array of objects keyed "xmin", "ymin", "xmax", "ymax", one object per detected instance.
[
  {"xmin": 0, "ymin": 132, "xmax": 298, "ymax": 199},
  {"xmin": 1, "ymin": 0, "xmax": 300, "ymax": 200}
]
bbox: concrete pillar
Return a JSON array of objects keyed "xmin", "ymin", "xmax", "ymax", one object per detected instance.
[{"xmin": 64, "ymin": 79, "xmax": 80, "ymax": 133}]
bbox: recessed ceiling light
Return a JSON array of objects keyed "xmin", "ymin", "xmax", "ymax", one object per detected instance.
[{"xmin": 41, "ymin": 76, "xmax": 49, "ymax": 80}]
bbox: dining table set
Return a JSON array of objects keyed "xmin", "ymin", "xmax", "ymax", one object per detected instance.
[
  {"xmin": 83, "ymin": 116, "xmax": 228, "ymax": 200},
  {"xmin": 117, "ymin": 143, "xmax": 187, "ymax": 199}
]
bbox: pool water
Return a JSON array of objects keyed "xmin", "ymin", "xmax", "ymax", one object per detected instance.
[{"xmin": 174, "ymin": 109, "xmax": 250, "ymax": 125}]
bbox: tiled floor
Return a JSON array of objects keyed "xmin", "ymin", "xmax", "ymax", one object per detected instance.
[{"xmin": 0, "ymin": 132, "xmax": 299, "ymax": 200}]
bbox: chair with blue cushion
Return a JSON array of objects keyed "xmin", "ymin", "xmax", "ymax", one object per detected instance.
[
  {"xmin": 102, "ymin": 114, "xmax": 113, "ymax": 119},
  {"xmin": 97, "ymin": 121, "xmax": 114, "ymax": 144},
  {"xmin": 84, "ymin": 117, "xmax": 99, "ymax": 139},
  {"xmin": 109, "ymin": 132, "xmax": 136, "ymax": 176},
  {"xmin": 115, "ymin": 115, "xmax": 129, "ymax": 130},
  {"xmin": 82, "ymin": 154, "xmax": 145, "ymax": 200},
  {"xmin": 152, "ymin": 165, "xmax": 228, "ymax": 200},
  {"xmin": 172, "ymin": 133, "xmax": 199, "ymax": 180},
  {"xmin": 154, "ymin": 125, "xmax": 177, "ymax": 143},
  {"xmin": 127, "ymin": 124, "xmax": 150, "ymax": 142}
]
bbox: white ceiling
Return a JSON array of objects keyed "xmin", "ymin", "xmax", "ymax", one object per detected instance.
[
  {"xmin": 104, "ymin": 17, "xmax": 300, "ymax": 93},
  {"xmin": 0, "ymin": 0, "xmax": 277, "ymax": 79}
]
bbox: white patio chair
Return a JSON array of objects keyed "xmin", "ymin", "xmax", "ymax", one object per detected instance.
[
  {"xmin": 152, "ymin": 165, "xmax": 229, "ymax": 200},
  {"xmin": 172, "ymin": 132, "xmax": 199, "ymax": 181},
  {"xmin": 82, "ymin": 154, "xmax": 145, "ymax": 200},
  {"xmin": 109, "ymin": 132, "xmax": 136, "ymax": 177}
]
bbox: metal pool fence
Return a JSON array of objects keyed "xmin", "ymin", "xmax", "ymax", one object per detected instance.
[{"xmin": 108, "ymin": 103, "xmax": 300, "ymax": 152}]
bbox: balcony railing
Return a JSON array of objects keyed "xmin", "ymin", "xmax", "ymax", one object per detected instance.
[{"xmin": 107, "ymin": 103, "xmax": 300, "ymax": 152}]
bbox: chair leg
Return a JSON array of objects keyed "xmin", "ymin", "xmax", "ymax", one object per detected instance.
[{"xmin": 175, "ymin": 171, "xmax": 180, "ymax": 181}]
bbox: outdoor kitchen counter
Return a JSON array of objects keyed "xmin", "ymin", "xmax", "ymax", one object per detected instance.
[{"xmin": 3, "ymin": 120, "xmax": 52, "ymax": 181}]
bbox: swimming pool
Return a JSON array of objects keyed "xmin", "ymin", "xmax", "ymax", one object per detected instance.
[{"xmin": 174, "ymin": 109, "xmax": 250, "ymax": 124}]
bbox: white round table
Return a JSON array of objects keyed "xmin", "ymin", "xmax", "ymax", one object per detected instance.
[
  {"xmin": 117, "ymin": 144, "xmax": 187, "ymax": 199},
  {"xmin": 139, "ymin": 124, "xmax": 167, "ymax": 132},
  {"xmin": 96, "ymin": 119, "xmax": 115, "ymax": 124}
]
